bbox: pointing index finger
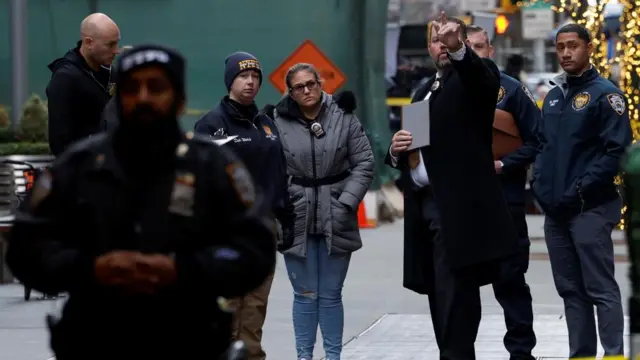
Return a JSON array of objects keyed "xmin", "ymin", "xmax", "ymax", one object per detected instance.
[
  {"xmin": 431, "ymin": 20, "xmax": 438, "ymax": 31},
  {"xmin": 440, "ymin": 11, "xmax": 447, "ymax": 25}
]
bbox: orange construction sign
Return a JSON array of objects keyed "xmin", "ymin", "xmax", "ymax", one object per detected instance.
[{"xmin": 269, "ymin": 40, "xmax": 346, "ymax": 95}]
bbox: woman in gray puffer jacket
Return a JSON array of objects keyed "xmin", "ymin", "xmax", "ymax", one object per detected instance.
[{"xmin": 272, "ymin": 63, "xmax": 374, "ymax": 360}]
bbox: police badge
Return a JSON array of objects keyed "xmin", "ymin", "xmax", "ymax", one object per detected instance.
[
  {"xmin": 310, "ymin": 122, "xmax": 325, "ymax": 139},
  {"xmin": 572, "ymin": 92, "xmax": 591, "ymax": 111},
  {"xmin": 607, "ymin": 93, "xmax": 626, "ymax": 115},
  {"xmin": 497, "ymin": 86, "xmax": 506, "ymax": 104},
  {"xmin": 107, "ymin": 83, "xmax": 116, "ymax": 97}
]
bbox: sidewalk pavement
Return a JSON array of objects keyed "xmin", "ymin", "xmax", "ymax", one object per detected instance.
[
  {"xmin": 342, "ymin": 314, "xmax": 630, "ymax": 359},
  {"xmin": 0, "ymin": 216, "xmax": 631, "ymax": 360}
]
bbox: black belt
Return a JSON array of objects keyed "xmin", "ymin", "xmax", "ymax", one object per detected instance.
[{"xmin": 291, "ymin": 170, "xmax": 350, "ymax": 187}]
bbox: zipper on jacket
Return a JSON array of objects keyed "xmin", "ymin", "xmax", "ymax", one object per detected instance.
[
  {"xmin": 229, "ymin": 100, "xmax": 259, "ymax": 132},
  {"xmin": 310, "ymin": 131, "xmax": 319, "ymax": 233},
  {"xmin": 247, "ymin": 118, "xmax": 258, "ymax": 130}
]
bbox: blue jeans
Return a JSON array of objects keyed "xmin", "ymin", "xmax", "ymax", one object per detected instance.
[{"xmin": 284, "ymin": 234, "xmax": 351, "ymax": 360}]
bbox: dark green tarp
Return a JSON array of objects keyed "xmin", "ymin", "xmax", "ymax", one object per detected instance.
[{"xmin": 1, "ymin": 0, "xmax": 397, "ymax": 189}]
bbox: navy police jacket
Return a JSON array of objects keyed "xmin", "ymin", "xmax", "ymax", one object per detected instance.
[
  {"xmin": 194, "ymin": 96, "xmax": 290, "ymax": 222},
  {"xmin": 496, "ymin": 73, "xmax": 541, "ymax": 205},
  {"xmin": 531, "ymin": 67, "xmax": 632, "ymax": 218}
]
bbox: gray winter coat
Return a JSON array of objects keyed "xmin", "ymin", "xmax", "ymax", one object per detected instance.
[{"xmin": 273, "ymin": 92, "xmax": 374, "ymax": 258}]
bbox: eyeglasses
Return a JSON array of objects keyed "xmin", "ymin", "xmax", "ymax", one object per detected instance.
[{"xmin": 290, "ymin": 80, "xmax": 318, "ymax": 94}]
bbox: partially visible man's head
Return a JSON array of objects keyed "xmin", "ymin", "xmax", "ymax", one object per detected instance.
[
  {"xmin": 465, "ymin": 25, "xmax": 494, "ymax": 59},
  {"xmin": 116, "ymin": 45, "xmax": 185, "ymax": 126},
  {"xmin": 80, "ymin": 13, "xmax": 121, "ymax": 67},
  {"xmin": 555, "ymin": 23, "xmax": 593, "ymax": 75},
  {"xmin": 428, "ymin": 17, "xmax": 467, "ymax": 69},
  {"xmin": 225, "ymin": 52, "xmax": 262, "ymax": 105}
]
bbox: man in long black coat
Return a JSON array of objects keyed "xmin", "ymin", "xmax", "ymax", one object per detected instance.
[{"xmin": 385, "ymin": 12, "xmax": 520, "ymax": 359}]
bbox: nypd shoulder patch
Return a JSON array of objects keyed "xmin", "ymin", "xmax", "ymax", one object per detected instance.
[
  {"xmin": 225, "ymin": 162, "xmax": 255, "ymax": 207},
  {"xmin": 606, "ymin": 93, "xmax": 626, "ymax": 116},
  {"xmin": 522, "ymin": 85, "xmax": 537, "ymax": 104}
]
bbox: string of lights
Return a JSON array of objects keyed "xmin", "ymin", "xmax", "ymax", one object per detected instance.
[
  {"xmin": 519, "ymin": 0, "xmax": 640, "ymax": 229},
  {"xmin": 617, "ymin": 0, "xmax": 640, "ymax": 229}
]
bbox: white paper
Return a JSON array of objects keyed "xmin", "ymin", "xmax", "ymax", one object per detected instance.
[{"xmin": 402, "ymin": 100, "xmax": 430, "ymax": 150}]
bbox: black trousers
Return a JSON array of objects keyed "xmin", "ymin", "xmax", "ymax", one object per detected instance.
[
  {"xmin": 421, "ymin": 189, "xmax": 482, "ymax": 360},
  {"xmin": 492, "ymin": 205, "xmax": 536, "ymax": 360}
]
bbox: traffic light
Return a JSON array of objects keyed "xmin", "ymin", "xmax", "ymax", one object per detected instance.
[
  {"xmin": 495, "ymin": 14, "xmax": 510, "ymax": 35},
  {"xmin": 500, "ymin": 0, "xmax": 519, "ymax": 14}
]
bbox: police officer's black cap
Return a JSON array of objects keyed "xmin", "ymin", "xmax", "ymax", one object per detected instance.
[{"xmin": 115, "ymin": 44, "xmax": 186, "ymax": 98}]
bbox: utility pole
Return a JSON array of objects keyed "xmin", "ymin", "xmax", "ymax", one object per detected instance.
[
  {"xmin": 533, "ymin": 39, "xmax": 545, "ymax": 72},
  {"xmin": 10, "ymin": 0, "xmax": 28, "ymax": 133}
]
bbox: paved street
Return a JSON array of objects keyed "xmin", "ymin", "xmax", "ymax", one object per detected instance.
[{"xmin": 0, "ymin": 215, "xmax": 631, "ymax": 359}]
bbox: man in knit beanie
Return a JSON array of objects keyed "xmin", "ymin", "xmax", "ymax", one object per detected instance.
[{"xmin": 195, "ymin": 51, "xmax": 292, "ymax": 360}]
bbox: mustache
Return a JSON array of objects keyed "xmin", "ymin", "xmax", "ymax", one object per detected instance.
[{"xmin": 130, "ymin": 104, "xmax": 161, "ymax": 119}]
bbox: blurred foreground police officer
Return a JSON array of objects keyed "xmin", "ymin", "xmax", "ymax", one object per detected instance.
[
  {"xmin": 194, "ymin": 51, "xmax": 292, "ymax": 360},
  {"xmin": 466, "ymin": 25, "xmax": 540, "ymax": 360},
  {"xmin": 6, "ymin": 44, "xmax": 276, "ymax": 360}
]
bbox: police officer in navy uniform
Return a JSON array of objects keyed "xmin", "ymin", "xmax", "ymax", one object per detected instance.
[
  {"xmin": 194, "ymin": 51, "xmax": 291, "ymax": 360},
  {"xmin": 6, "ymin": 44, "xmax": 276, "ymax": 360},
  {"xmin": 533, "ymin": 24, "xmax": 631, "ymax": 358},
  {"xmin": 466, "ymin": 25, "xmax": 541, "ymax": 360}
]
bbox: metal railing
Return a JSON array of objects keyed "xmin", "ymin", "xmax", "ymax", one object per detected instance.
[{"xmin": 0, "ymin": 155, "xmax": 54, "ymax": 225}]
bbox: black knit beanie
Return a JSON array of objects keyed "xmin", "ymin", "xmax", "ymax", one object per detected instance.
[
  {"xmin": 116, "ymin": 44, "xmax": 186, "ymax": 99},
  {"xmin": 224, "ymin": 51, "xmax": 262, "ymax": 91}
]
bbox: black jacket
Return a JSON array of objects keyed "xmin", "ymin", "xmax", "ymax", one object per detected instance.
[
  {"xmin": 496, "ymin": 73, "xmax": 542, "ymax": 205},
  {"xmin": 532, "ymin": 67, "xmax": 632, "ymax": 218},
  {"xmin": 194, "ymin": 96, "xmax": 291, "ymax": 226},
  {"xmin": 385, "ymin": 47, "xmax": 519, "ymax": 294},
  {"xmin": 101, "ymin": 97, "xmax": 119, "ymax": 132},
  {"xmin": 6, "ymin": 131, "xmax": 276, "ymax": 358},
  {"xmin": 46, "ymin": 41, "xmax": 113, "ymax": 156}
]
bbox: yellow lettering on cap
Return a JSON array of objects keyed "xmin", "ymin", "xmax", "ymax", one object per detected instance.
[{"xmin": 238, "ymin": 59, "xmax": 261, "ymax": 71}]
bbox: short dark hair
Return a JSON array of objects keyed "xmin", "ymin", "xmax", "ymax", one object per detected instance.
[
  {"xmin": 466, "ymin": 24, "xmax": 490, "ymax": 43},
  {"xmin": 429, "ymin": 17, "xmax": 468, "ymax": 41},
  {"xmin": 556, "ymin": 23, "xmax": 591, "ymax": 44}
]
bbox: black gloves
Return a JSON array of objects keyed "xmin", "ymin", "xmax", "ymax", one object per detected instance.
[{"xmin": 275, "ymin": 201, "xmax": 295, "ymax": 252}]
